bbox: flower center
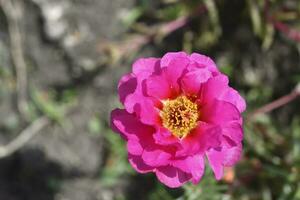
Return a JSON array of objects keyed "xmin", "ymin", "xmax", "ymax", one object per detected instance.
[{"xmin": 160, "ymin": 96, "xmax": 199, "ymax": 139}]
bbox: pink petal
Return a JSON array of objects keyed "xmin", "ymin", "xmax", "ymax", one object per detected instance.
[
  {"xmin": 206, "ymin": 143, "xmax": 242, "ymax": 180},
  {"xmin": 146, "ymin": 74, "xmax": 172, "ymax": 99},
  {"xmin": 160, "ymin": 52, "xmax": 189, "ymax": 67},
  {"xmin": 122, "ymin": 74, "xmax": 160, "ymax": 125},
  {"xmin": 127, "ymin": 139, "xmax": 143, "ymax": 156},
  {"xmin": 221, "ymin": 87, "xmax": 246, "ymax": 112},
  {"xmin": 153, "ymin": 127, "xmax": 180, "ymax": 146},
  {"xmin": 206, "ymin": 149, "xmax": 224, "ymax": 180},
  {"xmin": 110, "ymin": 109, "xmax": 154, "ymax": 141},
  {"xmin": 201, "ymin": 99, "xmax": 241, "ymax": 125},
  {"xmin": 190, "ymin": 53, "xmax": 219, "ymax": 75},
  {"xmin": 142, "ymin": 148, "xmax": 172, "ymax": 167},
  {"xmin": 202, "ymin": 75, "xmax": 246, "ymax": 113},
  {"xmin": 128, "ymin": 154, "xmax": 154, "ymax": 173},
  {"xmin": 122, "ymin": 58, "xmax": 162, "ymax": 125},
  {"xmin": 111, "ymin": 109, "xmax": 175, "ymax": 167},
  {"xmin": 172, "ymin": 154, "xmax": 205, "ymax": 184},
  {"xmin": 132, "ymin": 57, "xmax": 161, "ymax": 76},
  {"xmin": 223, "ymin": 143, "xmax": 243, "ymax": 166},
  {"xmin": 222, "ymin": 122, "xmax": 243, "ymax": 144},
  {"xmin": 176, "ymin": 122, "xmax": 222, "ymax": 157},
  {"xmin": 118, "ymin": 73, "xmax": 137, "ymax": 104},
  {"xmin": 202, "ymin": 74, "xmax": 229, "ymax": 103},
  {"xmin": 156, "ymin": 165, "xmax": 192, "ymax": 188},
  {"xmin": 125, "ymin": 94, "xmax": 160, "ymax": 125},
  {"xmin": 161, "ymin": 52, "xmax": 190, "ymax": 93},
  {"xmin": 181, "ymin": 68, "xmax": 212, "ymax": 95}
]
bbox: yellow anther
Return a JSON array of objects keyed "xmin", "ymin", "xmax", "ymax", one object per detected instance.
[{"xmin": 160, "ymin": 96, "xmax": 199, "ymax": 139}]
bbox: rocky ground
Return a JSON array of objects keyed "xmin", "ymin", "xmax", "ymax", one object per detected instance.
[{"xmin": 0, "ymin": 0, "xmax": 136, "ymax": 199}]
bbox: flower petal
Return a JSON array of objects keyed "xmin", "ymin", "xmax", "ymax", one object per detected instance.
[
  {"xmin": 127, "ymin": 139, "xmax": 143, "ymax": 156},
  {"xmin": 202, "ymin": 74, "xmax": 229, "ymax": 103},
  {"xmin": 156, "ymin": 165, "xmax": 192, "ymax": 188},
  {"xmin": 201, "ymin": 99, "xmax": 241, "ymax": 125},
  {"xmin": 142, "ymin": 148, "xmax": 172, "ymax": 167},
  {"xmin": 146, "ymin": 74, "xmax": 172, "ymax": 99},
  {"xmin": 223, "ymin": 143, "xmax": 243, "ymax": 166},
  {"xmin": 181, "ymin": 68, "xmax": 212, "ymax": 95},
  {"xmin": 206, "ymin": 149, "xmax": 224, "ymax": 180},
  {"xmin": 122, "ymin": 58, "xmax": 162, "ymax": 125},
  {"xmin": 122, "ymin": 74, "xmax": 160, "ymax": 125},
  {"xmin": 132, "ymin": 57, "xmax": 161, "ymax": 76},
  {"xmin": 222, "ymin": 122, "xmax": 243, "ymax": 144},
  {"xmin": 202, "ymin": 75, "xmax": 246, "ymax": 113},
  {"xmin": 206, "ymin": 143, "xmax": 242, "ymax": 180},
  {"xmin": 153, "ymin": 127, "xmax": 180, "ymax": 146},
  {"xmin": 161, "ymin": 52, "xmax": 189, "ymax": 67},
  {"xmin": 110, "ymin": 109, "xmax": 154, "ymax": 141},
  {"xmin": 128, "ymin": 154, "xmax": 154, "ymax": 173},
  {"xmin": 118, "ymin": 73, "xmax": 137, "ymax": 104},
  {"xmin": 161, "ymin": 52, "xmax": 190, "ymax": 93},
  {"xmin": 220, "ymin": 87, "xmax": 246, "ymax": 113},
  {"xmin": 172, "ymin": 154, "xmax": 205, "ymax": 184},
  {"xmin": 125, "ymin": 94, "xmax": 160, "ymax": 125},
  {"xmin": 189, "ymin": 53, "xmax": 219, "ymax": 75},
  {"xmin": 176, "ymin": 122, "xmax": 222, "ymax": 157}
]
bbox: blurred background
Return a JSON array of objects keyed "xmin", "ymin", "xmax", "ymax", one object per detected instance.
[{"xmin": 0, "ymin": 0, "xmax": 300, "ymax": 199}]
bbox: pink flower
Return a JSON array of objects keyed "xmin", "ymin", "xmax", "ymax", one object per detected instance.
[{"xmin": 111, "ymin": 52, "xmax": 246, "ymax": 188}]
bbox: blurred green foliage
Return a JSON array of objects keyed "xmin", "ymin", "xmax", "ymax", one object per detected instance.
[
  {"xmin": 31, "ymin": 88, "xmax": 77, "ymax": 122},
  {"xmin": 100, "ymin": 128, "xmax": 134, "ymax": 187}
]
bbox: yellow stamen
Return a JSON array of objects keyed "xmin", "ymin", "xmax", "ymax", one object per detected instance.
[{"xmin": 160, "ymin": 96, "xmax": 199, "ymax": 139}]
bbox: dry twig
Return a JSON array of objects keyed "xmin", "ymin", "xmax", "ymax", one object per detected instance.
[
  {"xmin": 0, "ymin": 116, "xmax": 50, "ymax": 158},
  {"xmin": 0, "ymin": 101, "xmax": 78, "ymax": 159},
  {"xmin": 1, "ymin": 0, "xmax": 29, "ymax": 119},
  {"xmin": 247, "ymin": 84, "xmax": 300, "ymax": 121},
  {"xmin": 99, "ymin": 3, "xmax": 207, "ymax": 61}
]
